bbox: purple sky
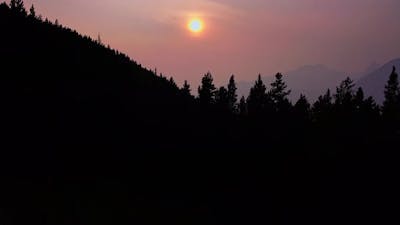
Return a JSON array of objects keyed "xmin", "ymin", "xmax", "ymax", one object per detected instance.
[{"xmin": 19, "ymin": 0, "xmax": 400, "ymax": 87}]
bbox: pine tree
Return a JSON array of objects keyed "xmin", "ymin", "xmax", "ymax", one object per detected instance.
[
  {"xmin": 198, "ymin": 72, "xmax": 216, "ymax": 105},
  {"xmin": 354, "ymin": 87, "xmax": 365, "ymax": 111},
  {"xmin": 269, "ymin": 72, "xmax": 291, "ymax": 113},
  {"xmin": 154, "ymin": 67, "xmax": 158, "ymax": 76},
  {"xmin": 269, "ymin": 73, "xmax": 291, "ymax": 102},
  {"xmin": 247, "ymin": 74, "xmax": 267, "ymax": 115},
  {"xmin": 181, "ymin": 80, "xmax": 192, "ymax": 97},
  {"xmin": 382, "ymin": 66, "xmax": 400, "ymax": 125},
  {"xmin": 294, "ymin": 94, "xmax": 311, "ymax": 120},
  {"xmin": 363, "ymin": 96, "xmax": 380, "ymax": 116},
  {"xmin": 239, "ymin": 96, "xmax": 247, "ymax": 116},
  {"xmin": 0, "ymin": 2, "xmax": 8, "ymax": 10},
  {"xmin": 169, "ymin": 77, "xmax": 178, "ymax": 89},
  {"xmin": 97, "ymin": 33, "xmax": 102, "ymax": 45},
  {"xmin": 383, "ymin": 67, "xmax": 400, "ymax": 113},
  {"xmin": 227, "ymin": 75, "xmax": 238, "ymax": 112},
  {"xmin": 10, "ymin": 0, "xmax": 26, "ymax": 15},
  {"xmin": 29, "ymin": 4, "xmax": 36, "ymax": 18},
  {"xmin": 334, "ymin": 77, "xmax": 355, "ymax": 109},
  {"xmin": 352, "ymin": 88, "xmax": 380, "ymax": 132},
  {"xmin": 313, "ymin": 89, "xmax": 333, "ymax": 123},
  {"xmin": 215, "ymin": 87, "xmax": 229, "ymax": 109},
  {"xmin": 10, "ymin": 0, "xmax": 16, "ymax": 9}
]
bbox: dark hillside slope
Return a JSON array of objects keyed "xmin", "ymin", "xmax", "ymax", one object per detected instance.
[
  {"xmin": 0, "ymin": 3, "xmax": 399, "ymax": 225},
  {"xmin": 0, "ymin": 3, "xmax": 201, "ymax": 154},
  {"xmin": 0, "ymin": 5, "xmax": 246, "ymax": 225}
]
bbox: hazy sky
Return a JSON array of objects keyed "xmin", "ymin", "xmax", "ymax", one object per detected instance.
[{"xmin": 21, "ymin": 0, "xmax": 400, "ymax": 86}]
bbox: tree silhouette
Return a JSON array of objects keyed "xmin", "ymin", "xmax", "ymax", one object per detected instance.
[
  {"xmin": 198, "ymin": 72, "xmax": 216, "ymax": 105},
  {"xmin": 97, "ymin": 33, "xmax": 102, "ymax": 45},
  {"xmin": 227, "ymin": 75, "xmax": 238, "ymax": 112},
  {"xmin": 350, "ymin": 87, "xmax": 380, "ymax": 134},
  {"xmin": 269, "ymin": 73, "xmax": 291, "ymax": 102},
  {"xmin": 181, "ymin": 80, "xmax": 192, "ymax": 97},
  {"xmin": 355, "ymin": 87, "xmax": 364, "ymax": 103},
  {"xmin": 363, "ymin": 96, "xmax": 380, "ymax": 117},
  {"xmin": 169, "ymin": 77, "xmax": 178, "ymax": 89},
  {"xmin": 29, "ymin": 4, "xmax": 35, "ymax": 18},
  {"xmin": 294, "ymin": 94, "xmax": 311, "ymax": 123},
  {"xmin": 215, "ymin": 87, "xmax": 229, "ymax": 110},
  {"xmin": 353, "ymin": 87, "xmax": 365, "ymax": 112},
  {"xmin": 10, "ymin": 0, "xmax": 26, "ymax": 15},
  {"xmin": 382, "ymin": 66, "xmax": 400, "ymax": 127},
  {"xmin": 0, "ymin": 2, "xmax": 8, "ymax": 12},
  {"xmin": 247, "ymin": 74, "xmax": 268, "ymax": 115},
  {"xmin": 334, "ymin": 77, "xmax": 355, "ymax": 113},
  {"xmin": 313, "ymin": 89, "xmax": 333, "ymax": 124},
  {"xmin": 239, "ymin": 96, "xmax": 247, "ymax": 116},
  {"xmin": 269, "ymin": 73, "xmax": 291, "ymax": 114}
]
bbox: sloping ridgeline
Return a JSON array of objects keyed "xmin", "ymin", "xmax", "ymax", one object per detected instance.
[
  {"xmin": 0, "ymin": 3, "xmax": 246, "ymax": 225},
  {"xmin": 0, "ymin": 2, "xmax": 399, "ymax": 225},
  {"xmin": 0, "ymin": 3, "xmax": 206, "ymax": 153}
]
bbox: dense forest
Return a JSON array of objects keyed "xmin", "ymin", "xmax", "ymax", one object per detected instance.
[{"xmin": 0, "ymin": 1, "xmax": 399, "ymax": 225}]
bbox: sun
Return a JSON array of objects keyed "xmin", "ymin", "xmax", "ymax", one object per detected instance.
[{"xmin": 187, "ymin": 18, "xmax": 204, "ymax": 34}]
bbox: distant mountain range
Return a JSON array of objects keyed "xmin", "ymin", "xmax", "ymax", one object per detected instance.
[
  {"xmin": 357, "ymin": 58, "xmax": 400, "ymax": 104},
  {"xmin": 237, "ymin": 65, "xmax": 353, "ymax": 102},
  {"xmin": 237, "ymin": 59, "xmax": 400, "ymax": 104}
]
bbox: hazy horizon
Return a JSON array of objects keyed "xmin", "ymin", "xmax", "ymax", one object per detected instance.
[{"xmin": 20, "ymin": 0, "xmax": 400, "ymax": 86}]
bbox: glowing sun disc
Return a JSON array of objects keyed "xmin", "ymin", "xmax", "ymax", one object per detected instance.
[{"xmin": 188, "ymin": 19, "xmax": 204, "ymax": 33}]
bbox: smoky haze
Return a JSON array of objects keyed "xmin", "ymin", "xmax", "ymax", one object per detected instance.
[{"xmin": 22, "ymin": 0, "xmax": 400, "ymax": 87}]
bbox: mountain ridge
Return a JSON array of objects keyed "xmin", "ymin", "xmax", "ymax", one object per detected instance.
[
  {"xmin": 237, "ymin": 64, "xmax": 350, "ymax": 102},
  {"xmin": 357, "ymin": 58, "xmax": 400, "ymax": 104}
]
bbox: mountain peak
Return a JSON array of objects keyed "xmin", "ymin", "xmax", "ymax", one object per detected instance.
[{"xmin": 357, "ymin": 57, "xmax": 400, "ymax": 104}]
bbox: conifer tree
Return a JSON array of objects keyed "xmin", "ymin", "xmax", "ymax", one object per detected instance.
[
  {"xmin": 169, "ymin": 77, "xmax": 178, "ymax": 89},
  {"xmin": 10, "ymin": 0, "xmax": 26, "ymax": 15},
  {"xmin": 269, "ymin": 73, "xmax": 291, "ymax": 113},
  {"xmin": 97, "ymin": 33, "xmax": 102, "ymax": 45},
  {"xmin": 313, "ymin": 89, "xmax": 333, "ymax": 123},
  {"xmin": 198, "ymin": 72, "xmax": 216, "ymax": 105},
  {"xmin": 383, "ymin": 67, "xmax": 400, "ymax": 113},
  {"xmin": 29, "ymin": 4, "xmax": 36, "ymax": 18},
  {"xmin": 354, "ymin": 87, "xmax": 365, "ymax": 111},
  {"xmin": 294, "ymin": 94, "xmax": 311, "ymax": 121},
  {"xmin": 352, "ymin": 87, "xmax": 380, "ymax": 131},
  {"xmin": 239, "ymin": 96, "xmax": 247, "ymax": 116},
  {"xmin": 215, "ymin": 87, "xmax": 229, "ymax": 109},
  {"xmin": 0, "ymin": 2, "xmax": 8, "ymax": 9},
  {"xmin": 382, "ymin": 66, "xmax": 400, "ymax": 125},
  {"xmin": 227, "ymin": 75, "xmax": 238, "ymax": 112},
  {"xmin": 10, "ymin": 0, "xmax": 16, "ymax": 9},
  {"xmin": 334, "ymin": 77, "xmax": 355, "ymax": 110},
  {"xmin": 181, "ymin": 80, "xmax": 192, "ymax": 97},
  {"xmin": 269, "ymin": 73, "xmax": 291, "ymax": 102},
  {"xmin": 363, "ymin": 96, "xmax": 380, "ymax": 116},
  {"xmin": 354, "ymin": 87, "xmax": 380, "ymax": 123},
  {"xmin": 247, "ymin": 74, "xmax": 267, "ymax": 115}
]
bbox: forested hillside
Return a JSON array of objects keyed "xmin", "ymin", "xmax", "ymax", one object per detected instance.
[{"xmin": 0, "ymin": 2, "xmax": 399, "ymax": 225}]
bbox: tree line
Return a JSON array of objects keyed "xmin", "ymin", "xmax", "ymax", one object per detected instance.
[
  {"xmin": 2, "ymin": 0, "xmax": 400, "ymax": 135},
  {"xmin": 171, "ymin": 67, "xmax": 400, "ymax": 131},
  {"xmin": 2, "ymin": 0, "xmax": 400, "ymax": 134}
]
